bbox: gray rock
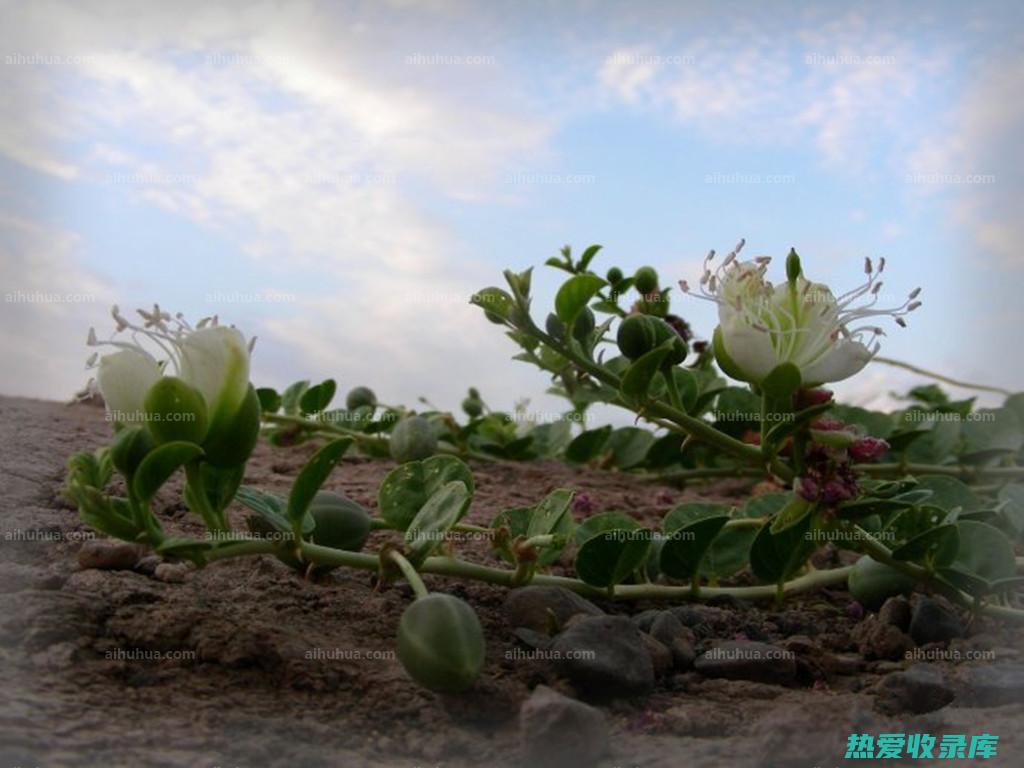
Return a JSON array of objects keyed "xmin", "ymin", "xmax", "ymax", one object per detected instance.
[
  {"xmin": 504, "ymin": 586, "xmax": 603, "ymax": 634},
  {"xmin": 630, "ymin": 609, "xmax": 661, "ymax": 632},
  {"xmin": 669, "ymin": 637, "xmax": 696, "ymax": 670},
  {"xmin": 641, "ymin": 633, "xmax": 672, "ymax": 677},
  {"xmin": 909, "ymin": 597, "xmax": 963, "ymax": 645},
  {"xmin": 694, "ymin": 641, "xmax": 797, "ymax": 686},
  {"xmin": 649, "ymin": 611, "xmax": 685, "ymax": 646},
  {"xmin": 961, "ymin": 663, "xmax": 1024, "ymax": 707},
  {"xmin": 877, "ymin": 596, "xmax": 912, "ymax": 632},
  {"xmin": 153, "ymin": 562, "xmax": 189, "ymax": 583},
  {"xmin": 875, "ymin": 663, "xmax": 955, "ymax": 714},
  {"xmin": 551, "ymin": 615, "xmax": 655, "ymax": 698},
  {"xmin": 851, "ymin": 615, "xmax": 914, "ymax": 661},
  {"xmin": 77, "ymin": 540, "xmax": 144, "ymax": 571},
  {"xmin": 519, "ymin": 685, "xmax": 608, "ymax": 768}
]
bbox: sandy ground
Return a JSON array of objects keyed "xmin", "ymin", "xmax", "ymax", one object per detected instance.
[{"xmin": 0, "ymin": 395, "xmax": 1021, "ymax": 768}]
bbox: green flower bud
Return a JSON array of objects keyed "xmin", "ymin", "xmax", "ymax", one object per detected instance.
[
  {"xmin": 606, "ymin": 266, "xmax": 624, "ymax": 286},
  {"xmin": 201, "ymin": 384, "xmax": 261, "ymax": 468},
  {"xmin": 634, "ymin": 266, "xmax": 659, "ymax": 295},
  {"xmin": 786, "ymin": 247, "xmax": 802, "ymax": 284},
  {"xmin": 109, "ymin": 424, "xmax": 154, "ymax": 480},
  {"xmin": 144, "ymin": 376, "xmax": 209, "ymax": 445},
  {"xmin": 345, "ymin": 386, "xmax": 377, "ymax": 411},
  {"xmin": 650, "ymin": 318, "xmax": 688, "ymax": 367},
  {"xmin": 462, "ymin": 396, "xmax": 483, "ymax": 419},
  {"xmin": 390, "ymin": 416, "xmax": 438, "ymax": 463},
  {"xmin": 396, "ymin": 593, "xmax": 485, "ymax": 693},
  {"xmin": 616, "ymin": 314, "xmax": 658, "ymax": 360},
  {"xmin": 309, "ymin": 490, "xmax": 372, "ymax": 553},
  {"xmin": 545, "ymin": 312, "xmax": 566, "ymax": 341},
  {"xmin": 572, "ymin": 307, "xmax": 596, "ymax": 342},
  {"xmin": 848, "ymin": 555, "xmax": 916, "ymax": 610}
]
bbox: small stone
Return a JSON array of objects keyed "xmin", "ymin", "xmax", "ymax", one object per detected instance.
[
  {"xmin": 641, "ymin": 633, "xmax": 672, "ymax": 677},
  {"xmin": 961, "ymin": 664, "xmax": 1024, "ymax": 707},
  {"xmin": 630, "ymin": 609, "xmax": 661, "ymax": 633},
  {"xmin": 519, "ymin": 685, "xmax": 608, "ymax": 768},
  {"xmin": 649, "ymin": 611, "xmax": 685, "ymax": 646},
  {"xmin": 153, "ymin": 562, "xmax": 189, "ymax": 583},
  {"xmin": 134, "ymin": 555, "xmax": 162, "ymax": 576},
  {"xmin": 820, "ymin": 652, "xmax": 864, "ymax": 676},
  {"xmin": 877, "ymin": 596, "xmax": 912, "ymax": 631},
  {"xmin": 875, "ymin": 663, "xmax": 954, "ymax": 714},
  {"xmin": 851, "ymin": 616, "xmax": 914, "ymax": 661},
  {"xmin": 77, "ymin": 540, "xmax": 144, "ymax": 571},
  {"xmin": 550, "ymin": 615, "xmax": 655, "ymax": 699},
  {"xmin": 504, "ymin": 587, "xmax": 603, "ymax": 634},
  {"xmin": 694, "ymin": 641, "xmax": 797, "ymax": 686},
  {"xmin": 669, "ymin": 637, "xmax": 696, "ymax": 670},
  {"xmin": 909, "ymin": 597, "xmax": 963, "ymax": 645}
]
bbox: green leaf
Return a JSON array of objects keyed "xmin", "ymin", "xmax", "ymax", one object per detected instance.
[
  {"xmin": 891, "ymin": 524, "xmax": 959, "ymax": 569},
  {"xmin": 405, "ymin": 480, "xmax": 472, "ymax": 566},
  {"xmin": 664, "ymin": 502, "xmax": 732, "ymax": 533},
  {"xmin": 948, "ymin": 520, "xmax": 1016, "ymax": 589},
  {"xmin": 619, "ymin": 343, "xmax": 671, "ymax": 404},
  {"xmin": 300, "ymin": 379, "xmax": 337, "ymax": 414},
  {"xmin": 915, "ymin": 475, "xmax": 982, "ymax": 513},
  {"xmin": 132, "ymin": 441, "xmax": 204, "ymax": 503},
  {"xmin": 236, "ymin": 485, "xmax": 314, "ymax": 535},
  {"xmin": 761, "ymin": 362, "xmax": 802, "ymax": 399},
  {"xmin": 959, "ymin": 407, "xmax": 1023, "ymax": 462},
  {"xmin": 769, "ymin": 496, "xmax": 815, "ymax": 534},
  {"xmin": 575, "ymin": 530, "xmax": 651, "ymax": 588},
  {"xmin": 577, "ymin": 244, "xmax": 603, "ymax": 271},
  {"xmin": 606, "ymin": 427, "xmax": 655, "ymax": 469},
  {"xmin": 527, "ymin": 488, "xmax": 575, "ymax": 538},
  {"xmin": 470, "ymin": 286, "xmax": 517, "ymax": 323},
  {"xmin": 281, "ymin": 380, "xmax": 310, "ymax": 415},
  {"xmin": 565, "ymin": 426, "xmax": 612, "ymax": 463},
  {"xmin": 749, "ymin": 514, "xmax": 818, "ymax": 584},
  {"xmin": 554, "ymin": 274, "xmax": 606, "ymax": 325},
  {"xmin": 378, "ymin": 455, "xmax": 475, "ymax": 530},
  {"xmin": 700, "ymin": 525, "xmax": 758, "ymax": 579},
  {"xmin": 286, "ymin": 439, "xmax": 353, "ymax": 527},
  {"xmin": 256, "ymin": 387, "xmax": 282, "ymax": 413},
  {"xmin": 997, "ymin": 484, "xmax": 1024, "ymax": 537},
  {"xmin": 659, "ymin": 515, "xmax": 729, "ymax": 580},
  {"xmin": 573, "ymin": 511, "xmax": 640, "ymax": 547}
]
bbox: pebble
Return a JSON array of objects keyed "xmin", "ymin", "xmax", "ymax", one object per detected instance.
[
  {"xmin": 641, "ymin": 633, "xmax": 672, "ymax": 677},
  {"xmin": 77, "ymin": 541, "xmax": 144, "ymax": 571},
  {"xmin": 961, "ymin": 663, "xmax": 1024, "ymax": 707},
  {"xmin": 153, "ymin": 563, "xmax": 189, "ymax": 583},
  {"xmin": 550, "ymin": 615, "xmax": 655, "ymax": 698},
  {"xmin": 851, "ymin": 616, "xmax": 914, "ymax": 661},
  {"xmin": 877, "ymin": 596, "xmax": 912, "ymax": 632},
  {"xmin": 519, "ymin": 685, "xmax": 608, "ymax": 768},
  {"xmin": 504, "ymin": 586, "xmax": 603, "ymax": 634},
  {"xmin": 909, "ymin": 597, "xmax": 963, "ymax": 645},
  {"xmin": 874, "ymin": 663, "xmax": 955, "ymax": 714},
  {"xmin": 694, "ymin": 640, "xmax": 797, "ymax": 686}
]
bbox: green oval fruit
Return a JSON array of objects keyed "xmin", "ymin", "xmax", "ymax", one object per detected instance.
[
  {"xmin": 396, "ymin": 593, "xmax": 485, "ymax": 693},
  {"xmin": 848, "ymin": 555, "xmax": 917, "ymax": 610},
  {"xmin": 202, "ymin": 385, "xmax": 261, "ymax": 468},
  {"xmin": 309, "ymin": 490, "xmax": 372, "ymax": 552},
  {"xmin": 345, "ymin": 386, "xmax": 377, "ymax": 411},
  {"xmin": 651, "ymin": 318, "xmax": 688, "ymax": 366},
  {"xmin": 390, "ymin": 416, "xmax": 438, "ymax": 463},
  {"xmin": 110, "ymin": 424, "xmax": 155, "ymax": 479},
  {"xmin": 462, "ymin": 396, "xmax": 483, "ymax": 419},
  {"xmin": 572, "ymin": 307, "xmax": 595, "ymax": 342},
  {"xmin": 144, "ymin": 376, "xmax": 209, "ymax": 445},
  {"xmin": 634, "ymin": 266, "xmax": 659, "ymax": 295},
  {"xmin": 545, "ymin": 312, "xmax": 566, "ymax": 341},
  {"xmin": 616, "ymin": 314, "xmax": 658, "ymax": 360},
  {"xmin": 606, "ymin": 266, "xmax": 624, "ymax": 286}
]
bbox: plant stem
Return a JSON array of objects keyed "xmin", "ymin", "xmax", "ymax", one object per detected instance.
[
  {"xmin": 873, "ymin": 356, "xmax": 1014, "ymax": 397},
  {"xmin": 387, "ymin": 550, "xmax": 430, "ymax": 599},
  {"xmin": 857, "ymin": 463, "xmax": 1024, "ymax": 480}
]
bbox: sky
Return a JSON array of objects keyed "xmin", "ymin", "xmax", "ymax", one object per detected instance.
[{"xmin": 1, "ymin": 0, "xmax": 1021, "ymax": 423}]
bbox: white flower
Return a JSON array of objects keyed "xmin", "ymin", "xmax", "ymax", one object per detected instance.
[
  {"xmin": 95, "ymin": 348, "xmax": 161, "ymax": 419},
  {"xmin": 680, "ymin": 241, "xmax": 921, "ymax": 386},
  {"xmin": 88, "ymin": 304, "xmax": 254, "ymax": 424}
]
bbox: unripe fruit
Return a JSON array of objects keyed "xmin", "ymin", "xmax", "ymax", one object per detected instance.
[
  {"xmin": 396, "ymin": 593, "xmax": 485, "ymax": 693},
  {"xmin": 634, "ymin": 266, "xmax": 659, "ymax": 295},
  {"xmin": 144, "ymin": 376, "xmax": 209, "ymax": 445},
  {"xmin": 650, "ymin": 318, "xmax": 688, "ymax": 366},
  {"xmin": 390, "ymin": 416, "xmax": 438, "ymax": 463},
  {"xmin": 309, "ymin": 490, "xmax": 372, "ymax": 552},
  {"xmin": 606, "ymin": 266, "xmax": 624, "ymax": 286},
  {"xmin": 848, "ymin": 555, "xmax": 916, "ymax": 610},
  {"xmin": 462, "ymin": 397, "xmax": 483, "ymax": 418},
  {"xmin": 617, "ymin": 315, "xmax": 658, "ymax": 360},
  {"xmin": 345, "ymin": 386, "xmax": 377, "ymax": 411},
  {"xmin": 545, "ymin": 312, "xmax": 566, "ymax": 341}
]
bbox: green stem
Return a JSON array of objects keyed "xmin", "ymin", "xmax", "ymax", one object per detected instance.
[
  {"xmin": 857, "ymin": 463, "xmax": 1024, "ymax": 480},
  {"xmin": 387, "ymin": 550, "xmax": 430, "ymax": 599},
  {"xmin": 873, "ymin": 356, "xmax": 1014, "ymax": 397},
  {"xmin": 184, "ymin": 463, "xmax": 228, "ymax": 533}
]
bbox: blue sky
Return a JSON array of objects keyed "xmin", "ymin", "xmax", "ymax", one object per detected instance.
[{"xmin": 1, "ymin": 0, "xmax": 1021, "ymax": 419}]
